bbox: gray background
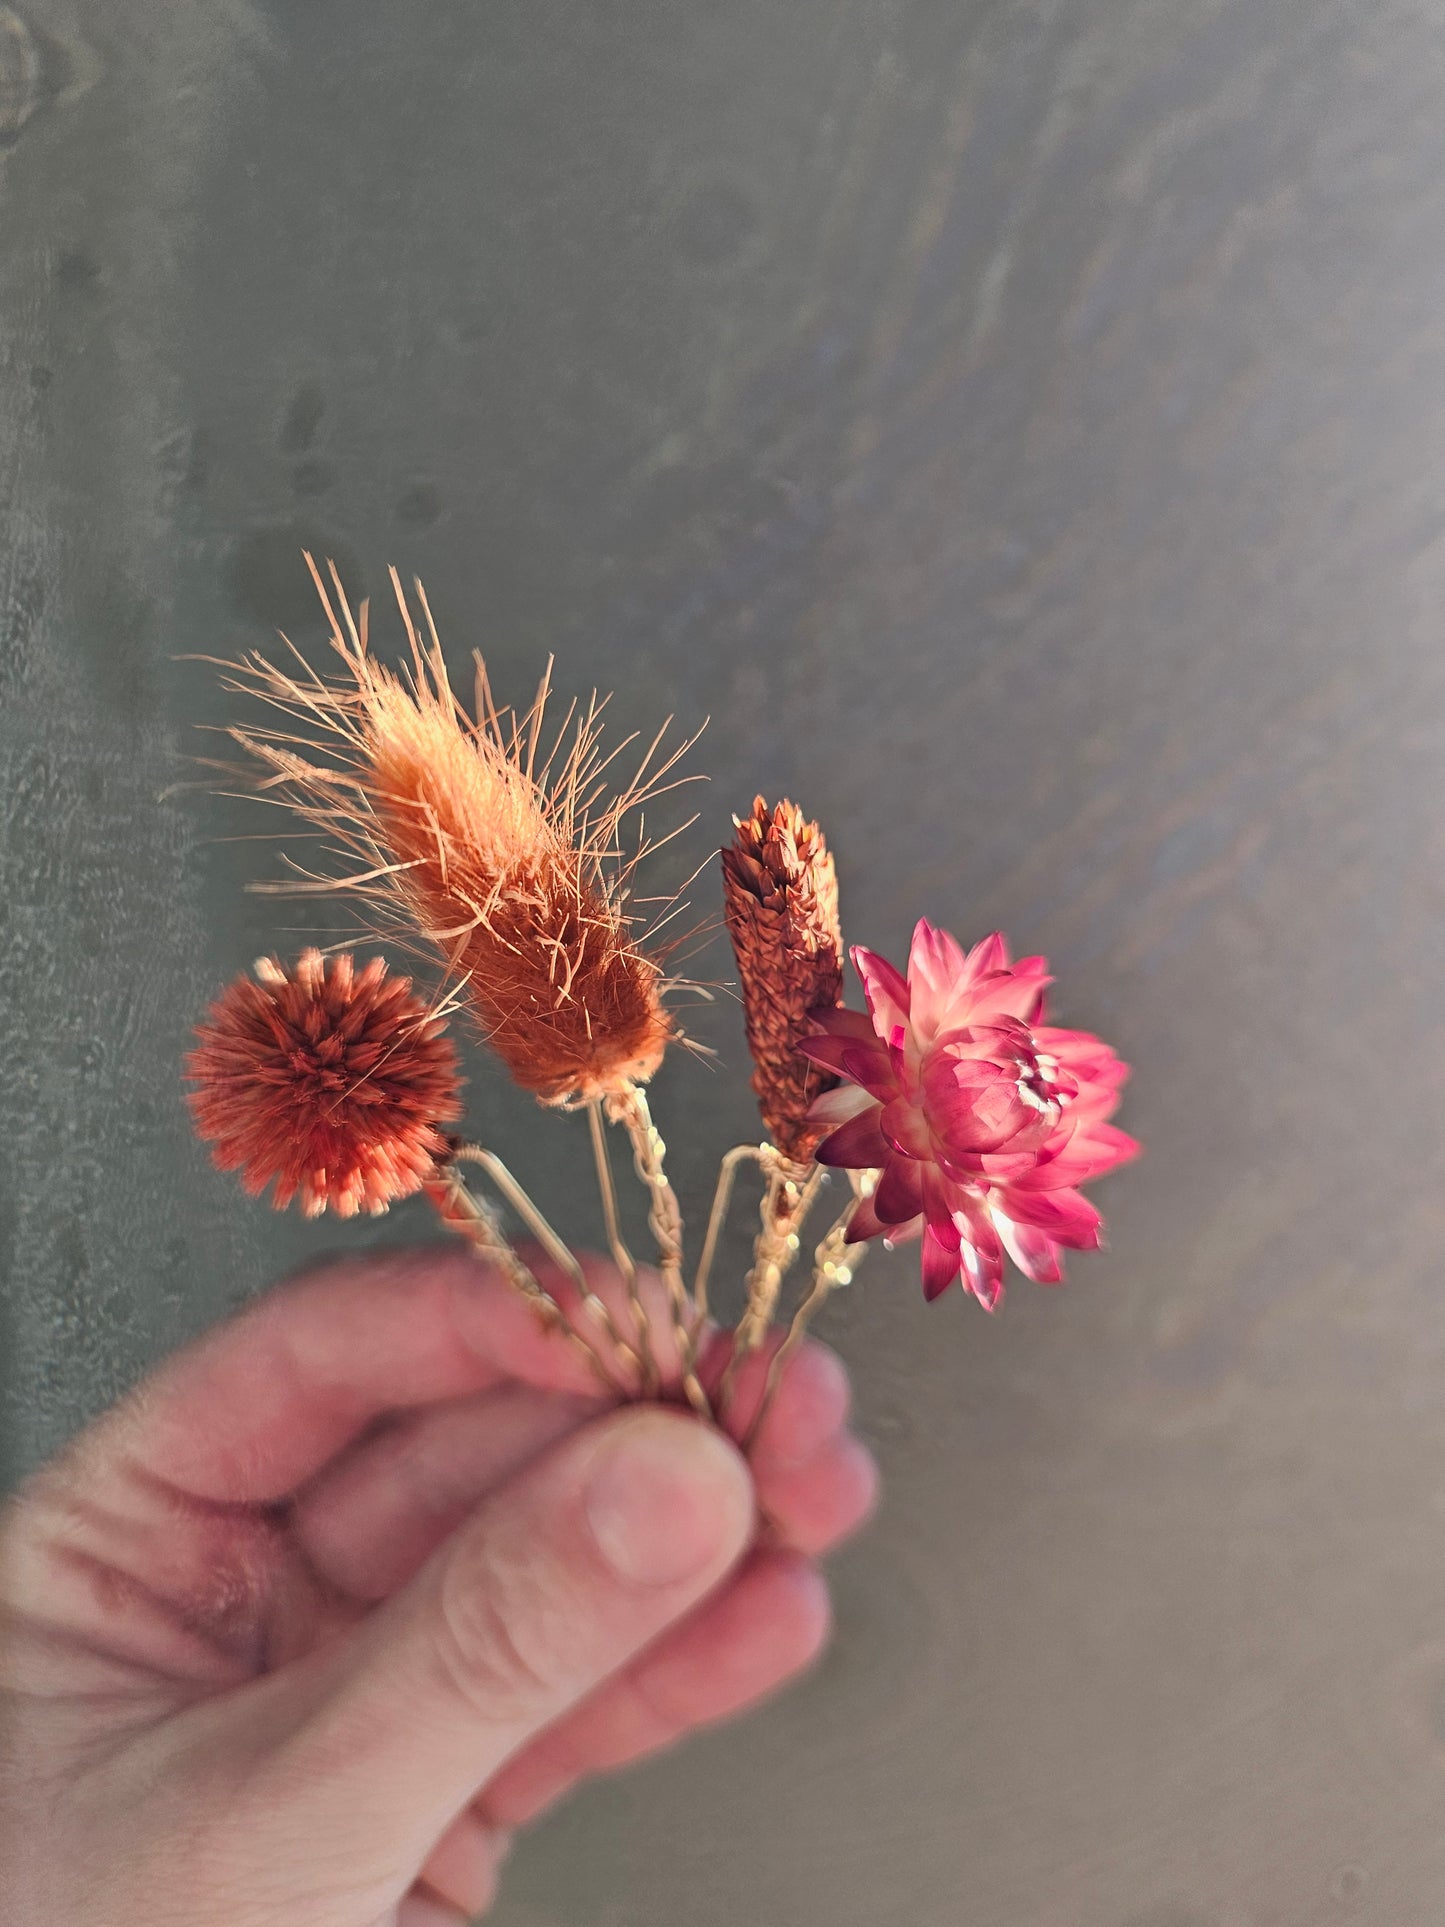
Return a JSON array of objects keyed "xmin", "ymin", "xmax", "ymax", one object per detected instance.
[{"xmin": 3, "ymin": 1, "xmax": 1444, "ymax": 1921}]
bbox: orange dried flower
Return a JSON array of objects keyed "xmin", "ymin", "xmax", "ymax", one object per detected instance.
[
  {"xmin": 721, "ymin": 796, "xmax": 845, "ymax": 1159},
  {"xmin": 214, "ymin": 559, "xmax": 687, "ymax": 1104},
  {"xmin": 186, "ymin": 950, "xmax": 462, "ymax": 1217}
]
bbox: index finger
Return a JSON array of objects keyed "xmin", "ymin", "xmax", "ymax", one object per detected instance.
[{"xmin": 84, "ymin": 1246, "xmax": 606, "ymax": 1504}]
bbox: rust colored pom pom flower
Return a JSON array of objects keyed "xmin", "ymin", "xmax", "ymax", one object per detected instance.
[
  {"xmin": 186, "ymin": 949, "xmax": 463, "ymax": 1218},
  {"xmin": 800, "ymin": 920, "xmax": 1137, "ymax": 1308},
  {"xmin": 721, "ymin": 797, "xmax": 845, "ymax": 1159},
  {"xmin": 216, "ymin": 560, "xmax": 684, "ymax": 1105}
]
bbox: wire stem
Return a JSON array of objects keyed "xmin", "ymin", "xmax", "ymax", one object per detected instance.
[
  {"xmin": 423, "ymin": 1165, "xmax": 622, "ymax": 1393},
  {"xmin": 742, "ymin": 1200, "xmax": 866, "ymax": 1450},
  {"xmin": 605, "ymin": 1084, "xmax": 710, "ymax": 1418},
  {"xmin": 718, "ymin": 1151, "xmax": 826, "ymax": 1414},
  {"xmin": 451, "ymin": 1142, "xmax": 645, "ymax": 1386},
  {"xmin": 693, "ymin": 1143, "xmax": 763, "ymax": 1322},
  {"xmin": 587, "ymin": 1101, "xmax": 659, "ymax": 1394}
]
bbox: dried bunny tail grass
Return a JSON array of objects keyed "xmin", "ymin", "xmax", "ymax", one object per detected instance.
[
  {"xmin": 721, "ymin": 796, "xmax": 845, "ymax": 1161},
  {"xmin": 211, "ymin": 555, "xmax": 698, "ymax": 1103}
]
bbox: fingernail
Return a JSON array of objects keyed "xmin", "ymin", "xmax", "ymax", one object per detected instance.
[{"xmin": 585, "ymin": 1410, "xmax": 753, "ymax": 1587}]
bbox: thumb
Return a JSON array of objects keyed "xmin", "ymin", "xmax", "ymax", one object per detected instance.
[{"xmin": 263, "ymin": 1406, "xmax": 754, "ymax": 1873}]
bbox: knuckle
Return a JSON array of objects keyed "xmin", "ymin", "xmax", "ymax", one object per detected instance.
[{"xmin": 431, "ymin": 1550, "xmax": 562, "ymax": 1725}]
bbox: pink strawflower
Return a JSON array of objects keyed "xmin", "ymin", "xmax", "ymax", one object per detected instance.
[{"xmin": 799, "ymin": 921, "xmax": 1137, "ymax": 1308}]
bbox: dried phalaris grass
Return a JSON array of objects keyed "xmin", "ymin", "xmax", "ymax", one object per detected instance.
[
  {"xmin": 716, "ymin": 797, "xmax": 845, "ymax": 1390},
  {"xmin": 215, "ymin": 556, "xmax": 693, "ymax": 1106},
  {"xmin": 721, "ymin": 797, "xmax": 844, "ymax": 1161}
]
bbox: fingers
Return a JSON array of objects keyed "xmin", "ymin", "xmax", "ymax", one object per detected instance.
[
  {"xmin": 83, "ymin": 1246, "xmax": 606, "ymax": 1505},
  {"xmin": 242, "ymin": 1407, "xmax": 755, "ymax": 1878},
  {"xmin": 701, "ymin": 1324, "xmax": 849, "ymax": 1453},
  {"xmin": 758, "ymin": 1432, "xmax": 879, "ymax": 1556},
  {"xmin": 737, "ymin": 1339, "xmax": 878, "ymax": 1552},
  {"xmin": 396, "ymin": 1892, "xmax": 470, "ymax": 1927},
  {"xmin": 480, "ymin": 1548, "xmax": 831, "ymax": 1828},
  {"xmin": 75, "ymin": 1230, "xmax": 855, "ymax": 1518},
  {"xmin": 290, "ymin": 1337, "xmax": 866, "ymax": 1602},
  {"xmin": 290, "ymin": 1384, "xmax": 605, "ymax": 1601},
  {"xmin": 412, "ymin": 1812, "xmax": 513, "ymax": 1920},
  {"xmin": 737, "ymin": 1339, "xmax": 852, "ymax": 1465},
  {"xmin": 520, "ymin": 1244, "xmax": 696, "ymax": 1397},
  {"xmin": 464, "ymin": 1349, "xmax": 877, "ymax": 1835}
]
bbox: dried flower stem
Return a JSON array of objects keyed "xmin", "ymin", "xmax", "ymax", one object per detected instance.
[
  {"xmin": 423, "ymin": 1165, "xmax": 622, "ymax": 1393},
  {"xmin": 586, "ymin": 1101, "xmax": 659, "ymax": 1395},
  {"xmin": 451, "ymin": 1142, "xmax": 645, "ymax": 1385},
  {"xmin": 743, "ymin": 1200, "xmax": 869, "ymax": 1450},
  {"xmin": 744, "ymin": 1155, "xmax": 828, "ymax": 1344},
  {"xmin": 604, "ymin": 1083, "xmax": 710, "ymax": 1418},
  {"xmin": 693, "ymin": 1143, "xmax": 764, "ymax": 1323},
  {"xmin": 718, "ymin": 1151, "xmax": 827, "ymax": 1413}
]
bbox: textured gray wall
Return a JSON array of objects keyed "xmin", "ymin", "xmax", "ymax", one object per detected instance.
[{"xmin": 5, "ymin": 1, "xmax": 1445, "ymax": 1921}]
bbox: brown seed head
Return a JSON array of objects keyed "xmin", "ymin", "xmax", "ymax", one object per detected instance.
[
  {"xmin": 722, "ymin": 796, "xmax": 844, "ymax": 1159},
  {"xmin": 211, "ymin": 558, "xmax": 684, "ymax": 1103},
  {"xmin": 185, "ymin": 950, "xmax": 463, "ymax": 1217}
]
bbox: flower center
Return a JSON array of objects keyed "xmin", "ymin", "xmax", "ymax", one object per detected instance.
[
  {"xmin": 289, "ymin": 1035, "xmax": 359, "ymax": 1105},
  {"xmin": 1015, "ymin": 1067, "xmax": 1054, "ymax": 1114},
  {"xmin": 1017, "ymin": 1047, "xmax": 1062, "ymax": 1110}
]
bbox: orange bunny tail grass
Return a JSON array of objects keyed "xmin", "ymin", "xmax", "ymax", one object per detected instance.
[
  {"xmin": 721, "ymin": 796, "xmax": 845, "ymax": 1160},
  {"xmin": 211, "ymin": 556, "xmax": 694, "ymax": 1104}
]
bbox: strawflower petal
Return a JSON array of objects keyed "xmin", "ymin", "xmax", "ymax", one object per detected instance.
[
  {"xmin": 814, "ymin": 1105, "xmax": 891, "ymax": 1170},
  {"xmin": 921, "ymin": 1223, "xmax": 962, "ymax": 1301},
  {"xmin": 851, "ymin": 944, "xmax": 911, "ymax": 1041},
  {"xmin": 873, "ymin": 1155, "xmax": 925, "ymax": 1225},
  {"xmin": 807, "ymin": 1083, "xmax": 876, "ymax": 1129},
  {"xmin": 994, "ymin": 1211, "xmax": 1065, "ymax": 1284}
]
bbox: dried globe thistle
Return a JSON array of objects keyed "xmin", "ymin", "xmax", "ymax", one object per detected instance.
[
  {"xmin": 721, "ymin": 796, "xmax": 844, "ymax": 1159},
  {"xmin": 212, "ymin": 559, "xmax": 690, "ymax": 1105},
  {"xmin": 186, "ymin": 949, "xmax": 463, "ymax": 1217}
]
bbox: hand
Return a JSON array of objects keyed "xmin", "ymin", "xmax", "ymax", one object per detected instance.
[{"xmin": 0, "ymin": 1247, "xmax": 877, "ymax": 1925}]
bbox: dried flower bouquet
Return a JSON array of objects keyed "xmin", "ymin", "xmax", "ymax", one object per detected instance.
[{"xmin": 186, "ymin": 557, "xmax": 1137, "ymax": 1437}]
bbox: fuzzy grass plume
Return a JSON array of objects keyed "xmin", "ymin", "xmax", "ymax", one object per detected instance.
[{"xmin": 212, "ymin": 558, "xmax": 697, "ymax": 1104}]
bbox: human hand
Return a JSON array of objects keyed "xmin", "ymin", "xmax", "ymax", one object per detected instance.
[{"xmin": 0, "ymin": 1248, "xmax": 877, "ymax": 1925}]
